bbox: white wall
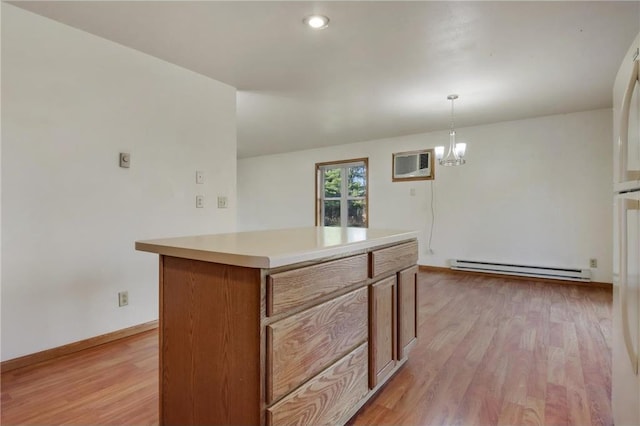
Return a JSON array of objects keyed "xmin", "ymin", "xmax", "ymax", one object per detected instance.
[
  {"xmin": 1, "ymin": 5, "xmax": 237, "ymax": 361},
  {"xmin": 239, "ymin": 109, "xmax": 613, "ymax": 283}
]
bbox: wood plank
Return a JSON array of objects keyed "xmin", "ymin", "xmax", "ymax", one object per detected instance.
[
  {"xmin": 567, "ymin": 385, "xmax": 593, "ymax": 426},
  {"xmin": 417, "ymin": 323, "xmax": 496, "ymax": 426},
  {"xmin": 522, "ymin": 397, "xmax": 545, "ymax": 426},
  {"xmin": 161, "ymin": 256, "xmax": 262, "ymax": 426},
  {"xmin": 497, "ymin": 402, "xmax": 523, "ymax": 426},
  {"xmin": 267, "ymin": 254, "xmax": 368, "ymax": 316},
  {"xmin": 547, "ymin": 346, "xmax": 566, "ymax": 386},
  {"xmin": 574, "ymin": 317, "xmax": 613, "ymax": 426},
  {"xmin": 544, "ymin": 383, "xmax": 569, "ymax": 426},
  {"xmin": 346, "ymin": 402, "xmax": 394, "ymax": 425},
  {"xmin": 267, "ymin": 343, "xmax": 368, "ymax": 426},
  {"xmin": 267, "ymin": 286, "xmax": 368, "ymax": 403}
]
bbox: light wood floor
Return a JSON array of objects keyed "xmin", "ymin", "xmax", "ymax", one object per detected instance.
[{"xmin": 1, "ymin": 271, "xmax": 612, "ymax": 425}]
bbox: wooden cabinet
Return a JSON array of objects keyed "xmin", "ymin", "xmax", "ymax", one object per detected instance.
[
  {"xmin": 156, "ymin": 239, "xmax": 418, "ymax": 426},
  {"xmin": 397, "ymin": 265, "xmax": 418, "ymax": 359},
  {"xmin": 369, "ymin": 276, "xmax": 396, "ymax": 388},
  {"xmin": 368, "ymin": 264, "xmax": 419, "ymax": 389}
]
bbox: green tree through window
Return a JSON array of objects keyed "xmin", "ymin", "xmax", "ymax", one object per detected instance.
[{"xmin": 316, "ymin": 159, "xmax": 368, "ymax": 227}]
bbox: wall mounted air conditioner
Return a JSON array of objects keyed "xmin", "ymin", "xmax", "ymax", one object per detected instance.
[{"xmin": 392, "ymin": 150, "xmax": 433, "ymax": 181}]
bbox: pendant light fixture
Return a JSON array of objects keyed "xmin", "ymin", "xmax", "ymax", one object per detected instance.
[{"xmin": 435, "ymin": 94, "xmax": 467, "ymax": 166}]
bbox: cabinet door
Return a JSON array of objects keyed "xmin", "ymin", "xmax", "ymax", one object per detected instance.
[
  {"xmin": 397, "ymin": 266, "xmax": 418, "ymax": 360},
  {"xmin": 369, "ymin": 276, "xmax": 396, "ymax": 388}
]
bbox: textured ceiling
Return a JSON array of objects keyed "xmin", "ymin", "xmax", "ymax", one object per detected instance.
[{"xmin": 10, "ymin": 1, "xmax": 640, "ymax": 158}]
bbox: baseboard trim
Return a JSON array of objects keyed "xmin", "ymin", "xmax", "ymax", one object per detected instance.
[
  {"xmin": 1, "ymin": 320, "xmax": 158, "ymax": 373},
  {"xmin": 418, "ymin": 265, "xmax": 612, "ymax": 289}
]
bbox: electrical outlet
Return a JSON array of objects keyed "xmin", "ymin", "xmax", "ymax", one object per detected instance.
[
  {"xmin": 589, "ymin": 258, "xmax": 598, "ymax": 268},
  {"xmin": 118, "ymin": 291, "xmax": 129, "ymax": 307},
  {"xmin": 196, "ymin": 195, "xmax": 204, "ymax": 208}
]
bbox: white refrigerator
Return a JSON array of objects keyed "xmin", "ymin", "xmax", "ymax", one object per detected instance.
[{"xmin": 613, "ymin": 32, "xmax": 640, "ymax": 426}]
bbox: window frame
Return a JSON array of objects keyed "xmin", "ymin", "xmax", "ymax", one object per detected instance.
[{"xmin": 315, "ymin": 157, "xmax": 369, "ymax": 228}]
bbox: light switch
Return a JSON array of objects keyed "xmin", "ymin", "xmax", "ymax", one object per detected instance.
[
  {"xmin": 196, "ymin": 195, "xmax": 204, "ymax": 208},
  {"xmin": 119, "ymin": 152, "xmax": 130, "ymax": 168},
  {"xmin": 217, "ymin": 196, "xmax": 228, "ymax": 209},
  {"xmin": 196, "ymin": 171, "xmax": 204, "ymax": 184}
]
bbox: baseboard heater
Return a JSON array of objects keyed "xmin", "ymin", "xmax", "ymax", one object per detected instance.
[{"xmin": 450, "ymin": 259, "xmax": 592, "ymax": 282}]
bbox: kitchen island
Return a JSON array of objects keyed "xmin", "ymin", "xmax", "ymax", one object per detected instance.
[{"xmin": 136, "ymin": 227, "xmax": 419, "ymax": 426}]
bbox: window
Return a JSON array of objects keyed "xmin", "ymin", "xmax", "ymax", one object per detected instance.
[{"xmin": 316, "ymin": 158, "xmax": 368, "ymax": 227}]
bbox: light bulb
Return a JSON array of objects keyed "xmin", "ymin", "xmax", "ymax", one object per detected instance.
[
  {"xmin": 455, "ymin": 143, "xmax": 466, "ymax": 158},
  {"xmin": 304, "ymin": 15, "xmax": 329, "ymax": 29},
  {"xmin": 434, "ymin": 146, "xmax": 445, "ymax": 160}
]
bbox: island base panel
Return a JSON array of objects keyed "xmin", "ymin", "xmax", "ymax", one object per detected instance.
[{"xmin": 161, "ymin": 256, "xmax": 262, "ymax": 425}]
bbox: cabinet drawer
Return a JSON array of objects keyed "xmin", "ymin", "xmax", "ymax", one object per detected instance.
[
  {"xmin": 266, "ymin": 287, "xmax": 368, "ymax": 404},
  {"xmin": 370, "ymin": 240, "xmax": 418, "ymax": 278},
  {"xmin": 267, "ymin": 343, "xmax": 369, "ymax": 426},
  {"xmin": 267, "ymin": 254, "xmax": 368, "ymax": 316}
]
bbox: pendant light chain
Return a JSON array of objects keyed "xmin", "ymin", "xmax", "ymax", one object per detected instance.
[{"xmin": 450, "ymin": 97, "xmax": 455, "ymax": 133}]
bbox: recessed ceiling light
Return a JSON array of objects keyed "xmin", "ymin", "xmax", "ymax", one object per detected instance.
[{"xmin": 303, "ymin": 15, "xmax": 329, "ymax": 30}]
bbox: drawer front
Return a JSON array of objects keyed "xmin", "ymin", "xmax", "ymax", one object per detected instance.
[
  {"xmin": 267, "ymin": 343, "xmax": 369, "ymax": 426},
  {"xmin": 266, "ymin": 287, "xmax": 368, "ymax": 403},
  {"xmin": 370, "ymin": 240, "xmax": 418, "ymax": 278},
  {"xmin": 267, "ymin": 254, "xmax": 368, "ymax": 316}
]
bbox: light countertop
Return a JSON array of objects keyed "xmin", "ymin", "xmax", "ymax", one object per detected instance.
[{"xmin": 135, "ymin": 227, "xmax": 418, "ymax": 269}]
